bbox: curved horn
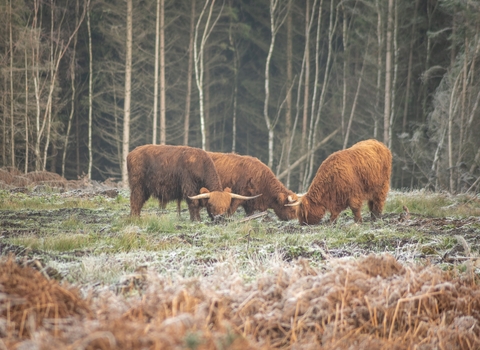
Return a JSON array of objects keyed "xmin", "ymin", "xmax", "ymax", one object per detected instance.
[
  {"xmin": 230, "ymin": 193, "xmax": 262, "ymax": 200},
  {"xmin": 287, "ymin": 195, "xmax": 296, "ymax": 203},
  {"xmin": 188, "ymin": 193, "xmax": 211, "ymax": 200},
  {"xmin": 284, "ymin": 201, "xmax": 301, "ymax": 207}
]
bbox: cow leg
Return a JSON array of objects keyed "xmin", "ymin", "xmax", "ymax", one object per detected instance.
[
  {"xmin": 351, "ymin": 207, "xmax": 363, "ymax": 223},
  {"xmin": 176, "ymin": 199, "xmax": 182, "ymax": 217},
  {"xmin": 187, "ymin": 200, "xmax": 201, "ymax": 221},
  {"xmin": 130, "ymin": 187, "xmax": 149, "ymax": 216},
  {"xmin": 349, "ymin": 200, "xmax": 363, "ymax": 223},
  {"xmin": 370, "ymin": 184, "xmax": 389, "ymax": 220},
  {"xmin": 369, "ymin": 198, "xmax": 385, "ymax": 221},
  {"xmin": 329, "ymin": 211, "xmax": 340, "ymax": 224}
]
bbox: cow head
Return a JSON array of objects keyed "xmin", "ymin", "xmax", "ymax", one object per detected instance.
[
  {"xmin": 274, "ymin": 192, "xmax": 299, "ymax": 220},
  {"xmin": 285, "ymin": 195, "xmax": 326, "ymax": 225},
  {"xmin": 189, "ymin": 188, "xmax": 261, "ymax": 220}
]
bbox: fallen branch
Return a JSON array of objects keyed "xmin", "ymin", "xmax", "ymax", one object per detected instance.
[
  {"xmin": 237, "ymin": 211, "xmax": 268, "ymax": 223},
  {"xmin": 277, "ymin": 128, "xmax": 340, "ymax": 180}
]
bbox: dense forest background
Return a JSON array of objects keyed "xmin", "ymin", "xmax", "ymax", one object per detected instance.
[{"xmin": 1, "ymin": 0, "xmax": 480, "ymax": 193}]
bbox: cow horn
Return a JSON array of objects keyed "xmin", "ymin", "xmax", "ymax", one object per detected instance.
[
  {"xmin": 285, "ymin": 197, "xmax": 302, "ymax": 207},
  {"xmin": 287, "ymin": 195, "xmax": 296, "ymax": 203},
  {"xmin": 230, "ymin": 193, "xmax": 262, "ymax": 200},
  {"xmin": 188, "ymin": 193, "xmax": 211, "ymax": 200}
]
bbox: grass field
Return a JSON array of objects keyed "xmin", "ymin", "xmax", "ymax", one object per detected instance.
[{"xmin": 1, "ymin": 187, "xmax": 480, "ymax": 349}]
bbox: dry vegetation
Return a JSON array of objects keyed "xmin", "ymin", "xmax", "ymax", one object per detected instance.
[
  {"xmin": 1, "ymin": 255, "xmax": 480, "ymax": 349},
  {"xmin": 1, "ymin": 169, "xmax": 480, "ymax": 349}
]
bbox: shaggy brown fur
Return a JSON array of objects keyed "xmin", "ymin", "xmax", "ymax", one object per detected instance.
[
  {"xmin": 293, "ymin": 139, "xmax": 392, "ymax": 225},
  {"xmin": 127, "ymin": 145, "xmax": 233, "ymax": 221},
  {"xmin": 208, "ymin": 152, "xmax": 298, "ymax": 220}
]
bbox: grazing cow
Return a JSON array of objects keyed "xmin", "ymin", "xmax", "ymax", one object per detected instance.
[
  {"xmin": 208, "ymin": 152, "xmax": 298, "ymax": 220},
  {"xmin": 127, "ymin": 145, "xmax": 259, "ymax": 221},
  {"xmin": 287, "ymin": 139, "xmax": 392, "ymax": 225}
]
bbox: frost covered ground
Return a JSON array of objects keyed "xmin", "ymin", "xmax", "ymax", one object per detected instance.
[{"xmin": 1, "ymin": 186, "xmax": 480, "ymax": 349}]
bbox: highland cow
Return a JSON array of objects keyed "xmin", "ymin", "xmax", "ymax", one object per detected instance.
[
  {"xmin": 127, "ymin": 145, "xmax": 259, "ymax": 221},
  {"xmin": 208, "ymin": 152, "xmax": 298, "ymax": 220},
  {"xmin": 287, "ymin": 139, "xmax": 392, "ymax": 225}
]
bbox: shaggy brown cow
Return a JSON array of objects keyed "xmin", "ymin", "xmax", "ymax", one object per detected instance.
[
  {"xmin": 208, "ymin": 152, "xmax": 298, "ymax": 220},
  {"xmin": 127, "ymin": 145, "xmax": 259, "ymax": 221},
  {"xmin": 287, "ymin": 139, "xmax": 392, "ymax": 225}
]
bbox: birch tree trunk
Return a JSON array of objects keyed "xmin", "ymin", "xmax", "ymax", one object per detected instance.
[
  {"xmin": 264, "ymin": 0, "xmax": 278, "ymax": 168},
  {"xmin": 159, "ymin": 0, "xmax": 166, "ymax": 145},
  {"xmin": 32, "ymin": 0, "xmax": 86, "ymax": 171},
  {"xmin": 402, "ymin": 0, "xmax": 419, "ymax": 132},
  {"xmin": 374, "ymin": 0, "xmax": 383, "ymax": 138},
  {"xmin": 24, "ymin": 44, "xmax": 29, "ymax": 173},
  {"xmin": 447, "ymin": 72, "xmax": 462, "ymax": 193},
  {"xmin": 298, "ymin": 0, "xmax": 310, "ymax": 189},
  {"xmin": 305, "ymin": 0, "xmax": 336, "ymax": 187},
  {"xmin": 122, "ymin": 0, "xmax": 133, "ymax": 185},
  {"xmin": 183, "ymin": 0, "xmax": 196, "ymax": 146},
  {"xmin": 341, "ymin": 4, "xmax": 348, "ymax": 139},
  {"xmin": 383, "ymin": 0, "xmax": 393, "ymax": 146},
  {"xmin": 388, "ymin": 0, "xmax": 398, "ymax": 150},
  {"xmin": 229, "ymin": 12, "xmax": 239, "ymax": 152},
  {"xmin": 343, "ymin": 41, "xmax": 368, "ymax": 149},
  {"xmin": 286, "ymin": 0, "xmax": 317, "ymax": 189},
  {"xmin": 9, "ymin": 0, "xmax": 15, "ymax": 168},
  {"xmin": 457, "ymin": 32, "xmax": 468, "ymax": 177},
  {"xmin": 42, "ymin": 0, "xmax": 56, "ymax": 171},
  {"xmin": 87, "ymin": 3, "xmax": 93, "ymax": 180},
  {"xmin": 152, "ymin": 0, "xmax": 160, "ymax": 144},
  {"xmin": 62, "ymin": 0, "xmax": 79, "ymax": 177},
  {"xmin": 194, "ymin": 0, "xmax": 222, "ymax": 150},
  {"xmin": 285, "ymin": 2, "xmax": 292, "ymax": 150}
]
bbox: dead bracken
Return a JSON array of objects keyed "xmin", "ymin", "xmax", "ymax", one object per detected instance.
[{"xmin": 1, "ymin": 254, "xmax": 480, "ymax": 349}]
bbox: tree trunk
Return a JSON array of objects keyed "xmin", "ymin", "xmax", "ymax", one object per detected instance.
[
  {"xmin": 152, "ymin": 0, "xmax": 160, "ymax": 144},
  {"xmin": 9, "ymin": 0, "xmax": 15, "ymax": 169},
  {"xmin": 305, "ymin": 0, "xmax": 322, "ymax": 158},
  {"xmin": 229, "ymin": 9, "xmax": 238, "ymax": 152},
  {"xmin": 286, "ymin": 0, "xmax": 317, "ymax": 189},
  {"xmin": 24, "ymin": 43, "xmax": 29, "ymax": 173},
  {"xmin": 383, "ymin": 0, "xmax": 393, "ymax": 146},
  {"xmin": 42, "ymin": 0, "xmax": 56, "ymax": 171},
  {"xmin": 285, "ymin": 2, "xmax": 292, "ymax": 148},
  {"xmin": 159, "ymin": 0, "xmax": 166, "ymax": 145},
  {"xmin": 457, "ymin": 32, "xmax": 468, "ymax": 187},
  {"xmin": 87, "ymin": 3, "xmax": 93, "ymax": 180},
  {"xmin": 402, "ymin": 0, "xmax": 419, "ymax": 132},
  {"xmin": 194, "ymin": 0, "xmax": 222, "ymax": 150},
  {"xmin": 305, "ymin": 0, "xmax": 336, "ymax": 187},
  {"xmin": 448, "ymin": 72, "xmax": 462, "ymax": 193},
  {"xmin": 264, "ymin": 0, "xmax": 278, "ymax": 168},
  {"xmin": 298, "ymin": 0, "xmax": 310, "ymax": 190},
  {"xmin": 388, "ymin": 0, "xmax": 398, "ymax": 150},
  {"xmin": 374, "ymin": 0, "xmax": 383, "ymax": 138},
  {"xmin": 2, "ymin": 63, "xmax": 6, "ymax": 167},
  {"xmin": 341, "ymin": 4, "xmax": 348, "ymax": 139},
  {"xmin": 62, "ymin": 0, "xmax": 79, "ymax": 178},
  {"xmin": 343, "ymin": 40, "xmax": 368, "ymax": 149},
  {"xmin": 122, "ymin": 0, "xmax": 133, "ymax": 185},
  {"xmin": 205, "ymin": 48, "xmax": 211, "ymax": 150},
  {"xmin": 184, "ymin": 0, "xmax": 196, "ymax": 146}
]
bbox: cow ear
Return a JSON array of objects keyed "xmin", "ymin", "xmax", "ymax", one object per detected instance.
[
  {"xmin": 223, "ymin": 187, "xmax": 232, "ymax": 193},
  {"xmin": 200, "ymin": 187, "xmax": 210, "ymax": 194}
]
